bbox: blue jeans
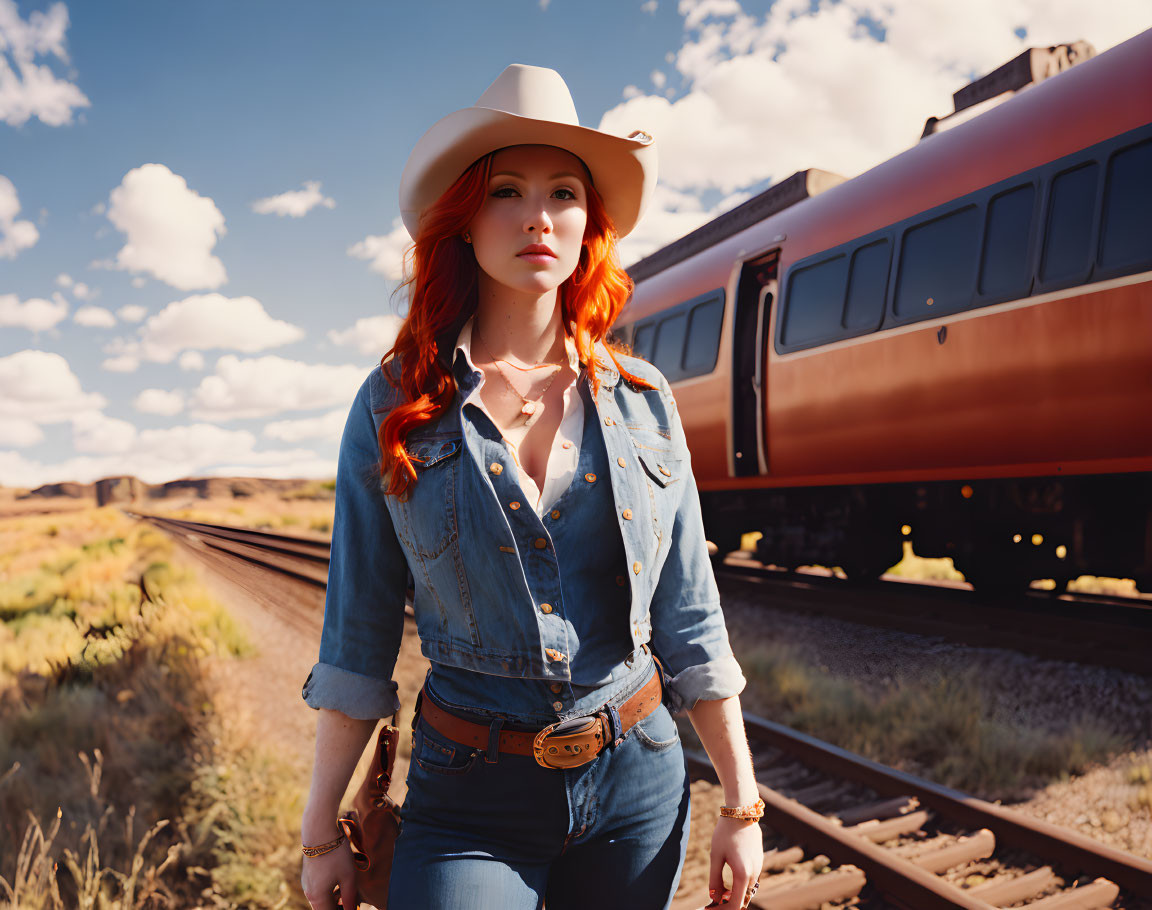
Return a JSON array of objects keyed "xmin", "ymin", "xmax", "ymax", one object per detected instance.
[{"xmin": 387, "ymin": 670, "xmax": 692, "ymax": 909}]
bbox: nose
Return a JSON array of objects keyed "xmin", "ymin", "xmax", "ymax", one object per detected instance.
[{"xmin": 524, "ymin": 196, "xmax": 553, "ymax": 235}]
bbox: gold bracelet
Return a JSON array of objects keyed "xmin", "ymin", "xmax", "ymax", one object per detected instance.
[
  {"xmin": 301, "ymin": 832, "xmax": 345, "ymax": 857},
  {"xmin": 719, "ymin": 796, "xmax": 765, "ymax": 821}
]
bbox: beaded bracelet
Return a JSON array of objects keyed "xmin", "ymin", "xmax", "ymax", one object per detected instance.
[
  {"xmin": 301, "ymin": 832, "xmax": 346, "ymax": 857},
  {"xmin": 719, "ymin": 796, "xmax": 765, "ymax": 821}
]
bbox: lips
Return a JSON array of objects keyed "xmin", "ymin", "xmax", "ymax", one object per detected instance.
[{"xmin": 517, "ymin": 244, "xmax": 556, "ymax": 257}]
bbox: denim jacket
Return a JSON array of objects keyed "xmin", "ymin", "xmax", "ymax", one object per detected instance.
[{"xmin": 301, "ymin": 335, "xmax": 745, "ymax": 720}]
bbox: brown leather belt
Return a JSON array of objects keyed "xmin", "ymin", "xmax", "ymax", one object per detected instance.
[{"xmin": 416, "ymin": 666, "xmax": 663, "ymax": 770}]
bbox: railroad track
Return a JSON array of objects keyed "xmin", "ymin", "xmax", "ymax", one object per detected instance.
[
  {"xmin": 714, "ymin": 559, "xmax": 1152, "ymax": 677},
  {"xmin": 683, "ymin": 716, "xmax": 1152, "ymax": 910},
  {"xmin": 131, "ymin": 511, "xmax": 1152, "ymax": 906}
]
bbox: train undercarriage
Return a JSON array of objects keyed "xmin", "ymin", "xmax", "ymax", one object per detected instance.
[{"xmin": 701, "ymin": 472, "xmax": 1152, "ymax": 593}]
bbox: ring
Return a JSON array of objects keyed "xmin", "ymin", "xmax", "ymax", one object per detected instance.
[{"xmin": 742, "ymin": 881, "xmax": 759, "ymax": 908}]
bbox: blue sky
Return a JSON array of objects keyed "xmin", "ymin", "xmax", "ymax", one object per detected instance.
[{"xmin": 1, "ymin": 0, "xmax": 1148, "ymax": 487}]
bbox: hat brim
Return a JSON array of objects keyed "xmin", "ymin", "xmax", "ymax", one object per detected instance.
[{"xmin": 399, "ymin": 107, "xmax": 657, "ymax": 240}]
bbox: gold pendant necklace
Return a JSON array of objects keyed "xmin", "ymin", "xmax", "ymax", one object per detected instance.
[{"xmin": 475, "ymin": 325, "xmax": 565, "ymax": 427}]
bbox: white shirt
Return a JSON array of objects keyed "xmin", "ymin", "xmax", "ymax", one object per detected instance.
[{"xmin": 456, "ymin": 314, "xmax": 585, "ymax": 518}]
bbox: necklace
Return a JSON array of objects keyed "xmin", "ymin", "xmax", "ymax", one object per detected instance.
[{"xmin": 474, "ymin": 325, "xmax": 566, "ymax": 427}]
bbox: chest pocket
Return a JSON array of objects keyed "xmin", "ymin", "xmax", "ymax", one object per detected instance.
[
  {"xmin": 399, "ymin": 433, "xmax": 462, "ymax": 559},
  {"xmin": 634, "ymin": 448, "xmax": 683, "ymax": 541}
]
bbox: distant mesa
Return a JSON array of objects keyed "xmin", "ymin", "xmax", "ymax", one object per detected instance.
[{"xmin": 10, "ymin": 475, "xmax": 332, "ymax": 506}]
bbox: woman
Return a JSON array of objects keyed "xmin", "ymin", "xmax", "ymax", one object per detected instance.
[{"xmin": 299, "ymin": 64, "xmax": 764, "ymax": 910}]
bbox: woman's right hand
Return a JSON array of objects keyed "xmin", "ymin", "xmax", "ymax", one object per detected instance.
[{"xmin": 301, "ymin": 840, "xmax": 359, "ymax": 910}]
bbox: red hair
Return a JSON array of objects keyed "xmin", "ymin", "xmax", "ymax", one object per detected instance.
[{"xmin": 377, "ymin": 149, "xmax": 655, "ymax": 499}]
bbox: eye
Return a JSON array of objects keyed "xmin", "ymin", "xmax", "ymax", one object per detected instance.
[
  {"xmin": 491, "ymin": 185, "xmax": 519, "ymax": 197},
  {"xmin": 553, "ymin": 187, "xmax": 578, "ymax": 200}
]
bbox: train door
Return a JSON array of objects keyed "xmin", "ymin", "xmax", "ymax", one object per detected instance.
[{"xmin": 731, "ymin": 252, "xmax": 779, "ymax": 476}]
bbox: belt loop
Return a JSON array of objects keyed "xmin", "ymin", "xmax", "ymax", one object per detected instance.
[
  {"xmin": 606, "ymin": 703, "xmax": 623, "ymax": 747},
  {"xmin": 485, "ymin": 717, "xmax": 504, "ymax": 764}
]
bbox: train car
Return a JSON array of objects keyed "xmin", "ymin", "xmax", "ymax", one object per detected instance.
[{"xmin": 614, "ymin": 29, "xmax": 1152, "ymax": 591}]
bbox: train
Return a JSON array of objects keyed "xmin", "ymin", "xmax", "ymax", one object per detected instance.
[{"xmin": 613, "ymin": 28, "xmax": 1152, "ymax": 592}]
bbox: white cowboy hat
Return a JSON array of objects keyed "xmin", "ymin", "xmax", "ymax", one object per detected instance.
[{"xmin": 399, "ymin": 63, "xmax": 657, "ymax": 240}]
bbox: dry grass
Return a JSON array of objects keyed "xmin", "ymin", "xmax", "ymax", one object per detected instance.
[
  {"xmin": 735, "ymin": 642, "xmax": 1126, "ymax": 799},
  {"xmin": 0, "ymin": 506, "xmax": 308, "ymax": 908}
]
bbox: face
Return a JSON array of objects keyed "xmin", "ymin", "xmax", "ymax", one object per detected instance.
[{"xmin": 467, "ymin": 144, "xmax": 590, "ymax": 297}]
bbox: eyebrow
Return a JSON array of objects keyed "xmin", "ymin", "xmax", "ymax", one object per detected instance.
[{"xmin": 490, "ymin": 171, "xmax": 584, "ymax": 182}]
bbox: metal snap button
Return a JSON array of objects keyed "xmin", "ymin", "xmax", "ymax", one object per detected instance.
[
  {"xmin": 617, "ymin": 457, "xmax": 626, "ymax": 467},
  {"xmin": 509, "ymin": 501, "xmax": 521, "ymax": 510},
  {"xmin": 622, "ymin": 508, "xmax": 632, "ymax": 520},
  {"xmin": 585, "ymin": 473, "xmax": 596, "ymax": 483},
  {"xmin": 552, "ymin": 701, "xmax": 564, "ymax": 712},
  {"xmin": 632, "ymin": 561, "xmax": 642, "ymax": 574},
  {"xmin": 540, "ymin": 603, "xmax": 553, "ymax": 614},
  {"xmin": 604, "ymin": 417, "xmax": 613, "ymax": 425},
  {"xmin": 551, "ymin": 509, "xmax": 560, "ymax": 519},
  {"xmin": 545, "ymin": 648, "xmax": 566, "ymax": 662},
  {"xmin": 490, "ymin": 462, "xmax": 503, "ymax": 474},
  {"xmin": 534, "ymin": 537, "xmax": 548, "ymax": 549},
  {"xmin": 550, "ymin": 682, "xmax": 563, "ymax": 694}
]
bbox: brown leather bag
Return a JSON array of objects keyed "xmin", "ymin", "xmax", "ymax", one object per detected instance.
[{"xmin": 335, "ymin": 719, "xmax": 403, "ymax": 909}]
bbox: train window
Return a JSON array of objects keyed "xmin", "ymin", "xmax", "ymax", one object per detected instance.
[
  {"xmin": 632, "ymin": 323, "xmax": 656, "ymax": 360},
  {"xmin": 1040, "ymin": 161, "xmax": 1099, "ymax": 284},
  {"xmin": 894, "ymin": 205, "xmax": 980, "ymax": 319},
  {"xmin": 781, "ymin": 254, "xmax": 847, "ymax": 347},
  {"xmin": 652, "ymin": 312, "xmax": 688, "ymax": 380},
  {"xmin": 683, "ymin": 295, "xmax": 723, "ymax": 375},
  {"xmin": 1099, "ymin": 138, "xmax": 1152, "ymax": 271},
  {"xmin": 980, "ymin": 184, "xmax": 1034, "ymax": 298},
  {"xmin": 843, "ymin": 239, "xmax": 889, "ymax": 330}
]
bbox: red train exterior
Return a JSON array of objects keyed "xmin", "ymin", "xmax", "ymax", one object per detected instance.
[{"xmin": 617, "ymin": 28, "xmax": 1152, "ymax": 590}]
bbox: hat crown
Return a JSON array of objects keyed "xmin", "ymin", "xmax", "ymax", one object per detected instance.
[{"xmin": 473, "ymin": 64, "xmax": 580, "ymax": 127}]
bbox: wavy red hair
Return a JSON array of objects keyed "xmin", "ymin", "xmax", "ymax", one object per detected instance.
[{"xmin": 377, "ymin": 148, "xmax": 655, "ymax": 499}]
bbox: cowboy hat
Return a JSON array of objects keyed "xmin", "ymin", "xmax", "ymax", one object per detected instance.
[{"xmin": 398, "ymin": 63, "xmax": 657, "ymax": 240}]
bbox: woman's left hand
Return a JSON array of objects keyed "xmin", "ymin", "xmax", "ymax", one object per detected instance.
[{"xmin": 706, "ymin": 816, "xmax": 764, "ymax": 907}]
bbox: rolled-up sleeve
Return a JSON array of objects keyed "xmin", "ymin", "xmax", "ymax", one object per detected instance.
[
  {"xmin": 648, "ymin": 381, "xmax": 746, "ymax": 714},
  {"xmin": 301, "ymin": 373, "xmax": 409, "ymax": 720}
]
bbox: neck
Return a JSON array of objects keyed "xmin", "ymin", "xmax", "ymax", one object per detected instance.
[{"xmin": 473, "ymin": 275, "xmax": 567, "ymax": 367}]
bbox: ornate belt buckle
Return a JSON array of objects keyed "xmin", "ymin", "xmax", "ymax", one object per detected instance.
[{"xmin": 532, "ymin": 715, "xmax": 606, "ymax": 769}]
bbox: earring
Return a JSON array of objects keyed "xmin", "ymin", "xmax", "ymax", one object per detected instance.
[{"xmin": 463, "ymin": 232, "xmax": 472, "ymax": 244}]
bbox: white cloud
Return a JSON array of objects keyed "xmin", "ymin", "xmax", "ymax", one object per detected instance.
[
  {"xmin": 178, "ymin": 350, "xmax": 205, "ymax": 371},
  {"xmin": 603, "ymin": 0, "xmax": 1151, "ymax": 262},
  {"xmin": 73, "ymin": 305, "xmax": 116, "ymax": 327},
  {"xmin": 264, "ymin": 408, "xmax": 346, "ymax": 444},
  {"xmin": 71, "ymin": 281, "xmax": 92, "ymax": 299},
  {"xmin": 188, "ymin": 355, "xmax": 366, "ymax": 421},
  {"xmin": 116, "ymin": 303, "xmax": 147, "ymax": 323},
  {"xmin": 98, "ymin": 294, "xmax": 305, "ymax": 372},
  {"xmin": 101, "ymin": 353, "xmax": 139, "ymax": 373},
  {"xmin": 327, "ymin": 313, "xmax": 403, "ymax": 357},
  {"xmin": 133, "ymin": 388, "xmax": 185, "ymax": 416},
  {"xmin": 251, "ymin": 180, "xmax": 336, "ymax": 218},
  {"xmin": 70, "ymin": 411, "xmax": 136, "ymax": 454},
  {"xmin": 0, "ymin": 416, "xmax": 44, "ymax": 447},
  {"xmin": 642, "ymin": 0, "xmax": 658, "ymax": 13},
  {"xmin": 0, "ymin": 293, "xmax": 68, "ymax": 332},
  {"xmin": 138, "ymin": 293, "xmax": 305, "ymax": 361},
  {"xmin": 348, "ymin": 217, "xmax": 410, "ymax": 281},
  {"xmin": 0, "ymin": 0, "xmax": 90, "ymax": 127},
  {"xmin": 0, "ymin": 349, "xmax": 107, "ymax": 423},
  {"xmin": 651, "ymin": 69, "xmax": 667, "ymax": 89},
  {"xmin": 55, "ymin": 272, "xmax": 73, "ymax": 288},
  {"xmin": 0, "ymin": 175, "xmax": 39, "ymax": 257},
  {"xmin": 106, "ymin": 163, "xmax": 227, "ymax": 290}
]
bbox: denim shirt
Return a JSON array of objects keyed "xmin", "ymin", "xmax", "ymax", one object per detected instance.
[{"xmin": 301, "ymin": 334, "xmax": 746, "ymax": 721}]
